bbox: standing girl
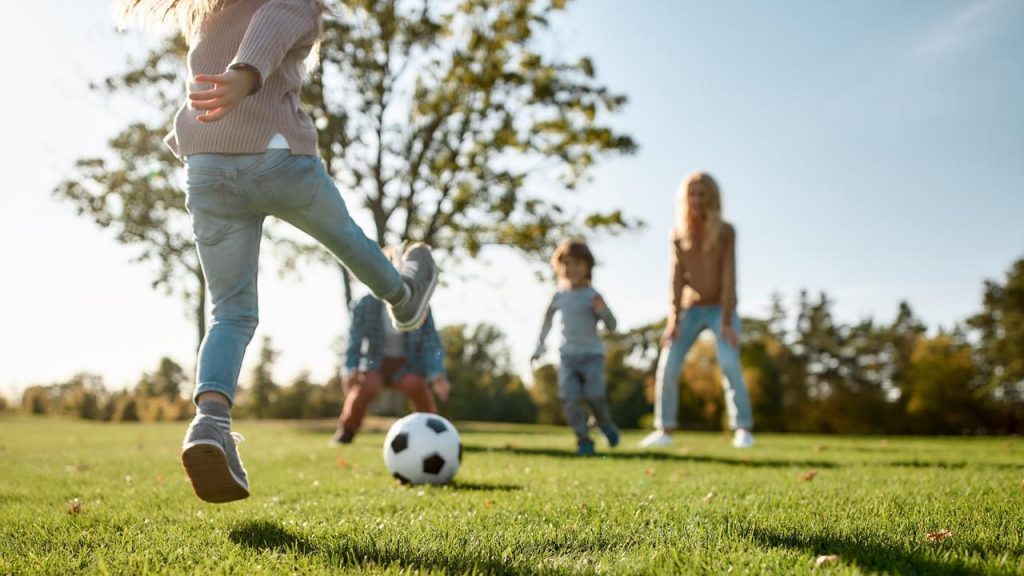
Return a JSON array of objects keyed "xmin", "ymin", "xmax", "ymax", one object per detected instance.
[
  {"xmin": 639, "ymin": 172, "xmax": 754, "ymax": 449},
  {"xmin": 118, "ymin": 0, "xmax": 438, "ymax": 502},
  {"xmin": 532, "ymin": 239, "xmax": 620, "ymax": 455}
]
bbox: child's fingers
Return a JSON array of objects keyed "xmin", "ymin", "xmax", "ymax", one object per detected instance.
[
  {"xmin": 197, "ymin": 107, "xmax": 229, "ymax": 123},
  {"xmin": 190, "ymin": 97, "xmax": 227, "ymax": 111},
  {"xmin": 193, "ymin": 73, "xmax": 229, "ymax": 85},
  {"xmin": 189, "ymin": 87, "xmax": 226, "ymax": 101}
]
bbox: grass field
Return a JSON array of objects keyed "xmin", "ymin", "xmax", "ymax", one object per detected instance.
[{"xmin": 1, "ymin": 415, "xmax": 1022, "ymax": 575}]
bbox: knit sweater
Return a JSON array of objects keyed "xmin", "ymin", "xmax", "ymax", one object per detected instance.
[
  {"xmin": 165, "ymin": 0, "xmax": 321, "ymax": 159},
  {"xmin": 668, "ymin": 222, "xmax": 738, "ymax": 325}
]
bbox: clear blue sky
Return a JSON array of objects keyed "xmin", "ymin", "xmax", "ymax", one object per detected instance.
[{"xmin": 2, "ymin": 0, "xmax": 1023, "ymax": 400}]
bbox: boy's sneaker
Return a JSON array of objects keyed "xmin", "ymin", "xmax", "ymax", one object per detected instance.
[
  {"xmin": 180, "ymin": 414, "xmax": 249, "ymax": 503},
  {"xmin": 638, "ymin": 429, "xmax": 673, "ymax": 448},
  {"xmin": 328, "ymin": 428, "xmax": 355, "ymax": 446},
  {"xmin": 387, "ymin": 243, "xmax": 438, "ymax": 332},
  {"xmin": 733, "ymin": 428, "xmax": 755, "ymax": 448},
  {"xmin": 577, "ymin": 439, "xmax": 596, "ymax": 456},
  {"xmin": 599, "ymin": 424, "xmax": 621, "ymax": 448}
]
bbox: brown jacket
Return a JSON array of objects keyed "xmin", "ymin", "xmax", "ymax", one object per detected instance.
[{"xmin": 668, "ymin": 222, "xmax": 737, "ymax": 325}]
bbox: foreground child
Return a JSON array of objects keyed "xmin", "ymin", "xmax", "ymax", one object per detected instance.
[
  {"xmin": 118, "ymin": 0, "xmax": 438, "ymax": 502},
  {"xmin": 532, "ymin": 239, "xmax": 620, "ymax": 455}
]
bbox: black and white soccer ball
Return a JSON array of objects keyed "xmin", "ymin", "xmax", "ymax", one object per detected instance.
[{"xmin": 383, "ymin": 413, "xmax": 462, "ymax": 485}]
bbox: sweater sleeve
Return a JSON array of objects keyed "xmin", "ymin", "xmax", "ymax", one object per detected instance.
[
  {"xmin": 533, "ymin": 294, "xmax": 558, "ymax": 358},
  {"xmin": 720, "ymin": 224, "xmax": 737, "ymax": 323},
  {"xmin": 231, "ymin": 0, "xmax": 321, "ymax": 83},
  {"xmin": 595, "ymin": 291, "xmax": 617, "ymax": 331},
  {"xmin": 668, "ymin": 234, "xmax": 686, "ymax": 326}
]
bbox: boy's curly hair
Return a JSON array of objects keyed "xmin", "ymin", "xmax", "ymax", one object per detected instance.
[{"xmin": 550, "ymin": 238, "xmax": 595, "ymax": 281}]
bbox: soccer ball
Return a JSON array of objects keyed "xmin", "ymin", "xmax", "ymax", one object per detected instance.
[{"xmin": 383, "ymin": 412, "xmax": 462, "ymax": 485}]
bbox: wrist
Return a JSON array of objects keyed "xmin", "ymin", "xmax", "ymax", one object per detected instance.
[{"xmin": 227, "ymin": 62, "xmax": 262, "ymax": 95}]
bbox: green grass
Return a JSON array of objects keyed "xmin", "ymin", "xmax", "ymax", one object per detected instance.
[{"xmin": 1, "ymin": 415, "xmax": 1022, "ymax": 575}]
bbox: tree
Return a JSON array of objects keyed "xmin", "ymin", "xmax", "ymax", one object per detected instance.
[
  {"xmin": 968, "ymin": 257, "xmax": 1024, "ymax": 432},
  {"xmin": 317, "ymin": 0, "xmax": 638, "ymax": 264},
  {"xmin": 272, "ymin": 371, "xmax": 321, "ymax": 419},
  {"xmin": 440, "ymin": 323, "xmax": 536, "ymax": 423},
  {"xmin": 903, "ymin": 331, "xmax": 986, "ymax": 434},
  {"xmin": 604, "ymin": 321, "xmax": 660, "ymax": 429},
  {"xmin": 528, "ymin": 363, "xmax": 562, "ymax": 425},
  {"xmin": 136, "ymin": 357, "xmax": 188, "ymax": 401},
  {"xmin": 740, "ymin": 317, "xmax": 786, "ymax": 432},
  {"xmin": 57, "ymin": 1, "xmax": 638, "ymax": 347},
  {"xmin": 242, "ymin": 336, "xmax": 280, "ymax": 418},
  {"xmin": 52, "ymin": 37, "xmax": 214, "ymax": 348}
]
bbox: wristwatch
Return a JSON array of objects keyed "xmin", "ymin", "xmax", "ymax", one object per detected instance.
[{"xmin": 227, "ymin": 62, "xmax": 262, "ymax": 95}]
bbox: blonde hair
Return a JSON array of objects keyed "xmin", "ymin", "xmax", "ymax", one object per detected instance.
[
  {"xmin": 675, "ymin": 171, "xmax": 723, "ymax": 253},
  {"xmin": 550, "ymin": 238, "xmax": 595, "ymax": 287},
  {"xmin": 117, "ymin": 0, "xmax": 326, "ymax": 36},
  {"xmin": 115, "ymin": 0, "xmax": 223, "ymax": 34}
]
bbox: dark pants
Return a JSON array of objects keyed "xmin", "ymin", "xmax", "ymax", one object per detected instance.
[{"xmin": 339, "ymin": 357, "xmax": 437, "ymax": 432}]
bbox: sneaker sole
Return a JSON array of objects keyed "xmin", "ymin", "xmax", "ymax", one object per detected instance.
[
  {"xmin": 181, "ymin": 441, "xmax": 249, "ymax": 503},
  {"xmin": 392, "ymin": 263, "xmax": 439, "ymax": 332}
]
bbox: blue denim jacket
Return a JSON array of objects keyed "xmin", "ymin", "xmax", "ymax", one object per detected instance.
[{"xmin": 345, "ymin": 295, "xmax": 446, "ymax": 383}]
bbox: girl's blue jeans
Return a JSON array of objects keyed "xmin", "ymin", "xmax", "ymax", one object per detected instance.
[
  {"xmin": 184, "ymin": 149, "xmax": 404, "ymax": 405},
  {"xmin": 653, "ymin": 305, "xmax": 754, "ymax": 431}
]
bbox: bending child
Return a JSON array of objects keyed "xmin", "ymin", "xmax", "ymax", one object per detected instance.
[{"xmin": 532, "ymin": 239, "xmax": 620, "ymax": 456}]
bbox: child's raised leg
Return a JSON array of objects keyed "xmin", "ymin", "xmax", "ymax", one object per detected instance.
[{"xmin": 249, "ymin": 152, "xmax": 437, "ymax": 331}]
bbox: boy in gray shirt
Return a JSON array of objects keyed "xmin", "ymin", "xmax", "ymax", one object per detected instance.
[{"xmin": 532, "ymin": 239, "xmax": 621, "ymax": 455}]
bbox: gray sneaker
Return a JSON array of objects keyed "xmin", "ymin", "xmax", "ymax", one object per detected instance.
[
  {"xmin": 387, "ymin": 243, "xmax": 438, "ymax": 332},
  {"xmin": 180, "ymin": 416, "xmax": 249, "ymax": 503}
]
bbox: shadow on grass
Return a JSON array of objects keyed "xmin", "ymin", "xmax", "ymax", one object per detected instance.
[
  {"xmin": 752, "ymin": 527, "xmax": 982, "ymax": 575},
  {"xmin": 444, "ymin": 480, "xmax": 523, "ymax": 492},
  {"xmin": 883, "ymin": 460, "xmax": 1024, "ymax": 470},
  {"xmin": 229, "ymin": 519, "xmax": 317, "ymax": 554},
  {"xmin": 229, "ymin": 518, "xmax": 583, "ymax": 575},
  {"xmin": 463, "ymin": 444, "xmax": 838, "ymax": 469}
]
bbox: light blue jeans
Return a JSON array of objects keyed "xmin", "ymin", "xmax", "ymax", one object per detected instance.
[
  {"xmin": 184, "ymin": 150, "xmax": 404, "ymax": 405},
  {"xmin": 654, "ymin": 305, "xmax": 754, "ymax": 431},
  {"xmin": 558, "ymin": 353, "xmax": 614, "ymax": 443}
]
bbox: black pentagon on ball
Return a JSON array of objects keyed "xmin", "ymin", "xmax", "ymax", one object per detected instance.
[
  {"xmin": 390, "ymin": 432, "xmax": 409, "ymax": 453},
  {"xmin": 393, "ymin": 472, "xmax": 411, "ymax": 485},
  {"xmin": 425, "ymin": 417, "xmax": 447, "ymax": 434},
  {"xmin": 423, "ymin": 453, "xmax": 445, "ymax": 474},
  {"xmin": 458, "ymin": 443, "xmax": 463, "ymax": 463}
]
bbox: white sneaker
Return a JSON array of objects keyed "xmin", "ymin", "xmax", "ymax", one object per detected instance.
[
  {"xmin": 638, "ymin": 430, "xmax": 673, "ymax": 448},
  {"xmin": 733, "ymin": 428, "xmax": 755, "ymax": 448}
]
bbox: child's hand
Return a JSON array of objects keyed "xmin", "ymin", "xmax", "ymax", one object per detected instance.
[
  {"xmin": 660, "ymin": 323, "xmax": 678, "ymax": 348},
  {"xmin": 592, "ymin": 294, "xmax": 606, "ymax": 311},
  {"xmin": 720, "ymin": 323, "xmax": 741, "ymax": 348},
  {"xmin": 432, "ymin": 375, "xmax": 451, "ymax": 402},
  {"xmin": 189, "ymin": 68, "xmax": 259, "ymax": 123}
]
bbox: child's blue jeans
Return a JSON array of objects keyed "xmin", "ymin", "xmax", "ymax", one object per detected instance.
[
  {"xmin": 653, "ymin": 305, "xmax": 754, "ymax": 431},
  {"xmin": 559, "ymin": 353, "xmax": 614, "ymax": 443},
  {"xmin": 184, "ymin": 149, "xmax": 404, "ymax": 405}
]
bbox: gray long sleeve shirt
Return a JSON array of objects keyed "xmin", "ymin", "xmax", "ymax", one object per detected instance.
[{"xmin": 534, "ymin": 286, "xmax": 617, "ymax": 357}]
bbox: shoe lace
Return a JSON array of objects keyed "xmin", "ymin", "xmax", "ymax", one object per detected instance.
[{"xmin": 230, "ymin": 431, "xmax": 245, "ymax": 445}]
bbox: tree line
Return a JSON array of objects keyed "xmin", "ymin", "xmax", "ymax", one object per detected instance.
[{"xmin": 13, "ymin": 255, "xmax": 1023, "ymax": 435}]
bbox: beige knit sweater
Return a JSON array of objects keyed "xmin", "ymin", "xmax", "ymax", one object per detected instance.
[
  {"xmin": 165, "ymin": 0, "xmax": 321, "ymax": 159},
  {"xmin": 668, "ymin": 222, "xmax": 738, "ymax": 325}
]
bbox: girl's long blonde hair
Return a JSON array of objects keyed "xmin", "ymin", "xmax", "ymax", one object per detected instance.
[
  {"xmin": 675, "ymin": 171, "xmax": 723, "ymax": 253},
  {"xmin": 116, "ymin": 0, "xmax": 224, "ymax": 33}
]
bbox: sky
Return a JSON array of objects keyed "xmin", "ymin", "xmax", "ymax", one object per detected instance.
[{"xmin": 2, "ymin": 0, "xmax": 1023, "ymax": 401}]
